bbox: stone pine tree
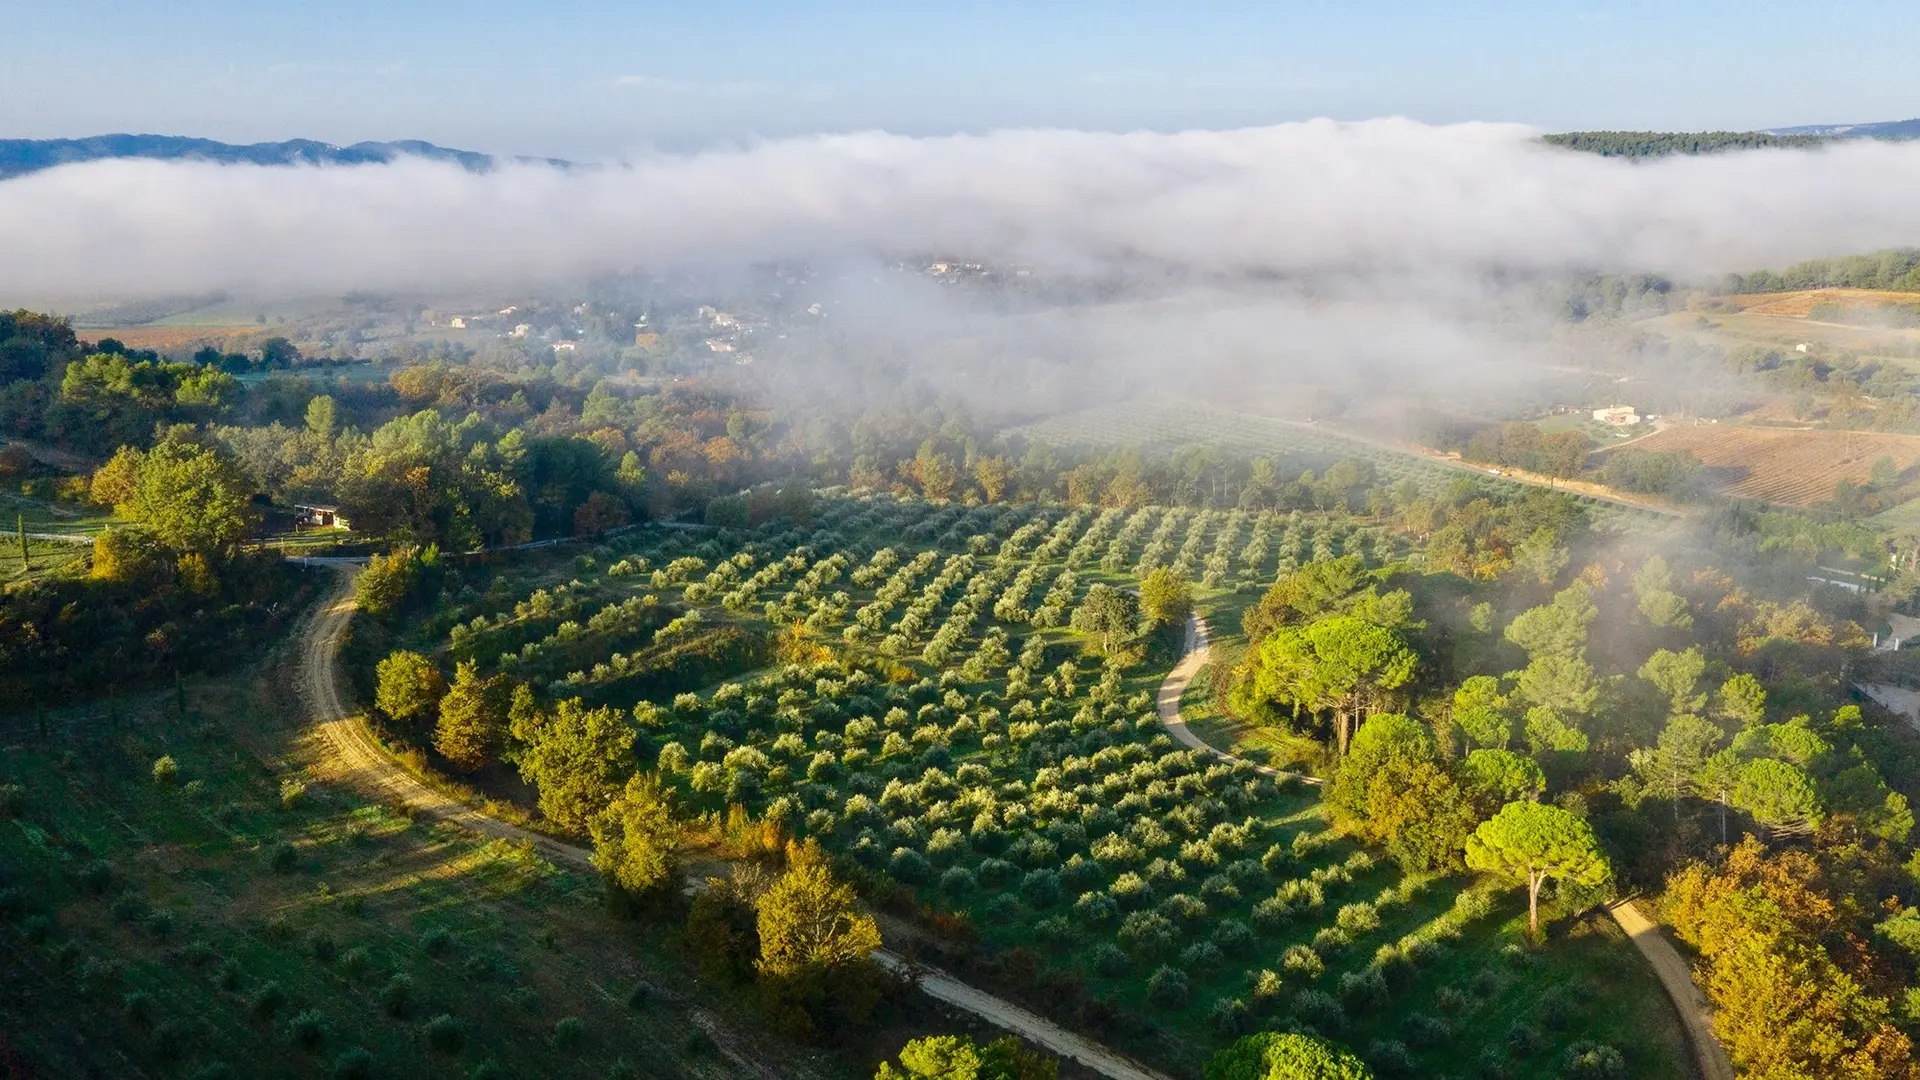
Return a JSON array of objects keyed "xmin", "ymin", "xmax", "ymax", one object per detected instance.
[{"xmin": 1465, "ymin": 801, "xmax": 1612, "ymax": 936}]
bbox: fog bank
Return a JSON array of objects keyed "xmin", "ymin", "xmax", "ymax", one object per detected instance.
[{"xmin": 6, "ymin": 119, "xmax": 1920, "ymax": 296}]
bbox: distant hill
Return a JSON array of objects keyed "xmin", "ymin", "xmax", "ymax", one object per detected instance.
[
  {"xmin": 1545, "ymin": 121, "xmax": 1920, "ymax": 159},
  {"xmin": 0, "ymin": 134, "xmax": 571, "ymax": 180},
  {"xmin": 1765, "ymin": 118, "xmax": 1920, "ymax": 139},
  {"xmin": 1541, "ymin": 130, "xmax": 1829, "ymax": 158}
]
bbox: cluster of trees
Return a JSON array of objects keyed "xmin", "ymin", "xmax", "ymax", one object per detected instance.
[
  {"xmin": 1541, "ymin": 131, "xmax": 1829, "ymax": 158},
  {"xmin": 1598, "ymin": 449, "xmax": 1706, "ymax": 499},
  {"xmin": 1222, "ymin": 506, "xmax": 1916, "ymax": 936},
  {"xmin": 1726, "ymin": 247, "xmax": 1920, "ymax": 295},
  {"xmin": 0, "ymin": 429, "xmax": 294, "ymax": 701},
  {"xmin": 1666, "ymin": 836, "xmax": 1917, "ymax": 1077},
  {"xmin": 1425, "ymin": 420, "xmax": 1590, "ymax": 479}
]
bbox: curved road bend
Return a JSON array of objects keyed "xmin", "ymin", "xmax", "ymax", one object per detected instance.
[
  {"xmin": 294, "ymin": 566, "xmax": 1172, "ymax": 1080},
  {"xmin": 1156, "ymin": 614, "xmax": 1734, "ymax": 1080}
]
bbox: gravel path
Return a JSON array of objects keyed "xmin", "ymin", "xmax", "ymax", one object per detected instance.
[
  {"xmin": 294, "ymin": 566, "xmax": 1171, "ymax": 1080},
  {"xmin": 1609, "ymin": 901, "xmax": 1736, "ymax": 1080},
  {"xmin": 1154, "ymin": 612, "xmax": 1731, "ymax": 1080},
  {"xmin": 1154, "ymin": 616, "xmax": 1320, "ymax": 786}
]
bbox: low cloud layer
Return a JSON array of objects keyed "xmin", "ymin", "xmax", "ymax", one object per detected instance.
[{"xmin": 7, "ymin": 119, "xmax": 1920, "ymax": 297}]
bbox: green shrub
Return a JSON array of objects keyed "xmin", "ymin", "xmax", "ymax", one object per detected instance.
[
  {"xmin": 123, "ymin": 990, "xmax": 157, "ymax": 1026},
  {"xmin": 1336, "ymin": 901, "xmax": 1381, "ymax": 935},
  {"xmin": 1281, "ymin": 943, "xmax": 1324, "ymax": 978},
  {"xmin": 0, "ymin": 783, "xmax": 22, "ymax": 818},
  {"xmin": 1291, "ymin": 988, "xmax": 1346, "ymax": 1031},
  {"xmin": 420, "ymin": 926, "xmax": 452, "ymax": 957},
  {"xmin": 249, "ymin": 982, "xmax": 288, "ymax": 1021},
  {"xmin": 1090, "ymin": 943, "xmax": 1130, "ymax": 976},
  {"xmin": 145, "ymin": 909, "xmax": 175, "ymax": 939},
  {"xmin": 341, "ymin": 946, "xmax": 373, "ymax": 980},
  {"xmin": 1366, "ymin": 1038, "xmax": 1415, "ymax": 1077},
  {"xmin": 1206, "ymin": 996, "xmax": 1249, "ymax": 1036},
  {"xmin": 1337, "ymin": 968, "xmax": 1388, "ymax": 1013},
  {"xmin": 216, "ymin": 958, "xmax": 244, "ymax": 992},
  {"xmin": 1562, "ymin": 1042, "xmax": 1628, "ymax": 1080},
  {"xmin": 287, "ymin": 1009, "xmax": 330, "ymax": 1051},
  {"xmin": 331, "ymin": 1047, "xmax": 374, "ymax": 1080},
  {"xmin": 1145, "ymin": 965, "xmax": 1190, "ymax": 1007},
  {"xmin": 151, "ymin": 755, "xmax": 180, "ymax": 786},
  {"xmin": 1505, "ymin": 1021, "xmax": 1545, "ymax": 1056},
  {"xmin": 268, "ymin": 842, "xmax": 299, "ymax": 872},
  {"xmin": 309, "ymin": 931, "xmax": 338, "ymax": 964},
  {"xmin": 1404, "ymin": 1012, "xmax": 1450, "ymax": 1048},
  {"xmin": 380, "ymin": 975, "xmax": 415, "ymax": 1018},
  {"xmin": 109, "ymin": 893, "xmax": 148, "ymax": 923},
  {"xmin": 423, "ymin": 1014, "xmax": 465, "ymax": 1054},
  {"xmin": 625, "ymin": 980, "xmax": 653, "ymax": 1010},
  {"xmin": 1179, "ymin": 941, "xmax": 1223, "ymax": 972},
  {"xmin": 153, "ymin": 1017, "xmax": 197, "ymax": 1061},
  {"xmin": 552, "ymin": 1016, "xmax": 586, "ymax": 1049},
  {"xmin": 181, "ymin": 939, "xmax": 213, "ymax": 967}
]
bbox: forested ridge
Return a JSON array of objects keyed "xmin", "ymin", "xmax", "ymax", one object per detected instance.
[{"xmin": 1542, "ymin": 130, "xmax": 1830, "ymax": 158}]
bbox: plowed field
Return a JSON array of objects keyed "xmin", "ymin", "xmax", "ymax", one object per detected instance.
[{"xmin": 1613, "ymin": 424, "xmax": 1920, "ymax": 505}]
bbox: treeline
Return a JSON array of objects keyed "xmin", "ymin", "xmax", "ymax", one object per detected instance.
[
  {"xmin": 1421, "ymin": 418, "xmax": 1589, "ymax": 479},
  {"xmin": 1546, "ymin": 273, "xmax": 1678, "ymax": 321},
  {"xmin": 1541, "ymin": 130, "xmax": 1828, "ymax": 158},
  {"xmin": 0, "ymin": 430, "xmax": 305, "ymax": 703},
  {"xmin": 1724, "ymin": 247, "xmax": 1920, "ymax": 294},
  {"xmin": 1219, "ymin": 511, "xmax": 1920, "ymax": 1073}
]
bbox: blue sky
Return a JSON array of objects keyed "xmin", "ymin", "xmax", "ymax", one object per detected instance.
[{"xmin": 6, "ymin": 1, "xmax": 1918, "ymax": 158}]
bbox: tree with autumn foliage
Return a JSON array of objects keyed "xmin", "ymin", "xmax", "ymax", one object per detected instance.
[
  {"xmin": 1664, "ymin": 837, "xmax": 1915, "ymax": 1079},
  {"xmin": 756, "ymin": 840, "xmax": 885, "ymax": 1038}
]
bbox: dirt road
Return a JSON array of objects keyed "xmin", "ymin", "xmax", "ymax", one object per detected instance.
[
  {"xmin": 1155, "ymin": 613, "xmax": 1731, "ymax": 1080},
  {"xmin": 1610, "ymin": 901, "xmax": 1736, "ymax": 1080},
  {"xmin": 294, "ymin": 567, "xmax": 1170, "ymax": 1080},
  {"xmin": 1155, "ymin": 616, "xmax": 1320, "ymax": 786},
  {"xmin": 295, "ymin": 566, "xmax": 592, "ymax": 872}
]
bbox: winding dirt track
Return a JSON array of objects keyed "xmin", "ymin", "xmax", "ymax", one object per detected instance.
[
  {"xmin": 1157, "ymin": 614, "xmax": 1733, "ymax": 1080},
  {"xmin": 294, "ymin": 566, "xmax": 1170, "ymax": 1080}
]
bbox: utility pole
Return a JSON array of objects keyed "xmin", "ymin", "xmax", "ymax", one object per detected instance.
[{"xmin": 16, "ymin": 513, "xmax": 27, "ymax": 572}]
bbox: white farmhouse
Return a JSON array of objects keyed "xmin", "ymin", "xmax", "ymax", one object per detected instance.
[{"xmin": 1591, "ymin": 406, "xmax": 1640, "ymax": 426}]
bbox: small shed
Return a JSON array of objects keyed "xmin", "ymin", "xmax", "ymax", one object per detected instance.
[{"xmin": 294, "ymin": 504, "xmax": 350, "ymax": 530}]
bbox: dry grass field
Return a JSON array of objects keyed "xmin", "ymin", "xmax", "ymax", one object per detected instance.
[
  {"xmin": 1711, "ymin": 287, "xmax": 1920, "ymax": 318},
  {"xmin": 85, "ymin": 325, "xmax": 262, "ymax": 351},
  {"xmin": 1612, "ymin": 423, "xmax": 1920, "ymax": 505}
]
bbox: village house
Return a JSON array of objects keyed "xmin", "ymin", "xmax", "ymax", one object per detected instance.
[
  {"xmin": 1591, "ymin": 406, "xmax": 1640, "ymax": 426},
  {"xmin": 293, "ymin": 504, "xmax": 349, "ymax": 530}
]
